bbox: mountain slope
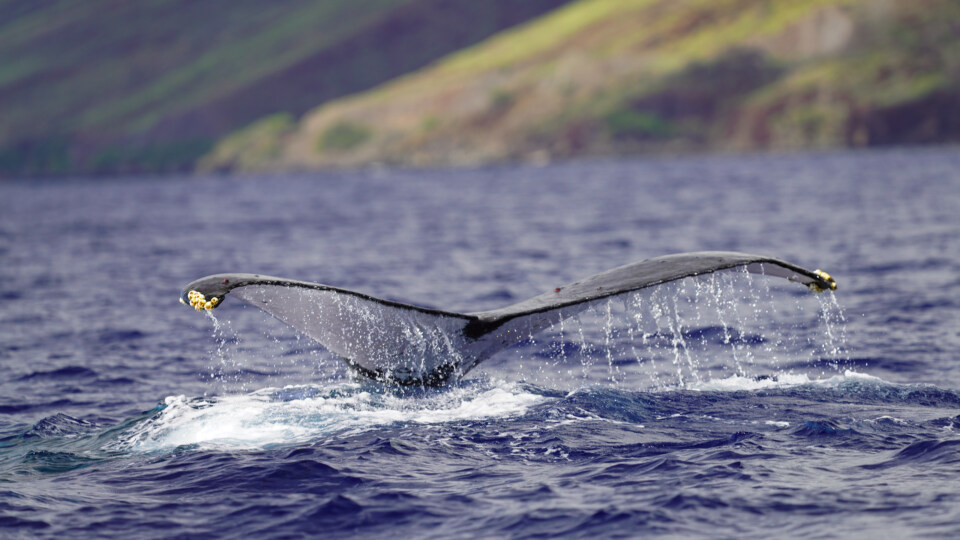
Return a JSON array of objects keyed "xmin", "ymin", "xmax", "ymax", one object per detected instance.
[
  {"xmin": 204, "ymin": 0, "xmax": 960, "ymax": 171},
  {"xmin": 0, "ymin": 0, "xmax": 571, "ymax": 176}
]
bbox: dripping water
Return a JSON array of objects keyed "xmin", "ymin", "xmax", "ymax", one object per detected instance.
[
  {"xmin": 486, "ymin": 269, "xmax": 851, "ymax": 390},
  {"xmin": 202, "ymin": 269, "xmax": 850, "ymax": 393}
]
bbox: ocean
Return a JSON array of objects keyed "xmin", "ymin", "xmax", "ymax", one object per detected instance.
[{"xmin": 1, "ymin": 147, "xmax": 958, "ymax": 538}]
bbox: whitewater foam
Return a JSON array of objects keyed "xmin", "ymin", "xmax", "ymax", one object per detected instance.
[
  {"xmin": 115, "ymin": 371, "xmax": 906, "ymax": 453},
  {"xmin": 687, "ymin": 370, "xmax": 886, "ymax": 392},
  {"xmin": 115, "ymin": 381, "xmax": 545, "ymax": 452}
]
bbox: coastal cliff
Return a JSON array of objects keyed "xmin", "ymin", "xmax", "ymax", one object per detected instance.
[{"xmin": 203, "ymin": 0, "xmax": 960, "ymax": 172}]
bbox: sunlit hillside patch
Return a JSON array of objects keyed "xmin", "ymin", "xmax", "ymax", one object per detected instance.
[{"xmin": 205, "ymin": 0, "xmax": 960, "ymax": 172}]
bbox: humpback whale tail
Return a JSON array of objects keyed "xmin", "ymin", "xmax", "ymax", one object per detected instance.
[{"xmin": 181, "ymin": 252, "xmax": 836, "ymax": 386}]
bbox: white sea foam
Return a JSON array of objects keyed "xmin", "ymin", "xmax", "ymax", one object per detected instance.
[
  {"xmin": 116, "ymin": 381, "xmax": 544, "ymax": 452},
  {"xmin": 687, "ymin": 370, "xmax": 887, "ymax": 392},
  {"xmin": 116, "ymin": 371, "xmax": 894, "ymax": 452}
]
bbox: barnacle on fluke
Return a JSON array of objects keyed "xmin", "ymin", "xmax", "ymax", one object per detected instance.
[
  {"xmin": 809, "ymin": 270, "xmax": 838, "ymax": 293},
  {"xmin": 183, "ymin": 290, "xmax": 219, "ymax": 311}
]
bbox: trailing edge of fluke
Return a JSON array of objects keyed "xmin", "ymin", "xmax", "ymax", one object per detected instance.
[{"xmin": 180, "ymin": 251, "xmax": 836, "ymax": 386}]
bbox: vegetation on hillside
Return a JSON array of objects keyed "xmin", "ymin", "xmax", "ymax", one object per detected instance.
[
  {"xmin": 0, "ymin": 0, "xmax": 571, "ymax": 176},
  {"xmin": 203, "ymin": 0, "xmax": 960, "ymax": 172}
]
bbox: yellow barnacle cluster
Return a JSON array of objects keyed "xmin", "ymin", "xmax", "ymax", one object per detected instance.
[
  {"xmin": 807, "ymin": 269, "xmax": 838, "ymax": 294},
  {"xmin": 185, "ymin": 290, "xmax": 219, "ymax": 311}
]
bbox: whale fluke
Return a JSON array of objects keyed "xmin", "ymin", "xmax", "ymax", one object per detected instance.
[{"xmin": 181, "ymin": 251, "xmax": 836, "ymax": 386}]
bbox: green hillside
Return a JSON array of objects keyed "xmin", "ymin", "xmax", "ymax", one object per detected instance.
[
  {"xmin": 204, "ymin": 0, "xmax": 960, "ymax": 171},
  {"xmin": 0, "ymin": 0, "xmax": 570, "ymax": 176}
]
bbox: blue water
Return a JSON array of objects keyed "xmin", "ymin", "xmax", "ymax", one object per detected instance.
[{"xmin": 1, "ymin": 148, "xmax": 959, "ymax": 538}]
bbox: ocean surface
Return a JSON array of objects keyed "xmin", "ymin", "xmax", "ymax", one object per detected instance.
[{"xmin": 1, "ymin": 148, "xmax": 959, "ymax": 538}]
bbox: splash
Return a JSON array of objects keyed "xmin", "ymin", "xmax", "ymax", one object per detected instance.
[{"xmin": 113, "ymin": 380, "xmax": 544, "ymax": 452}]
